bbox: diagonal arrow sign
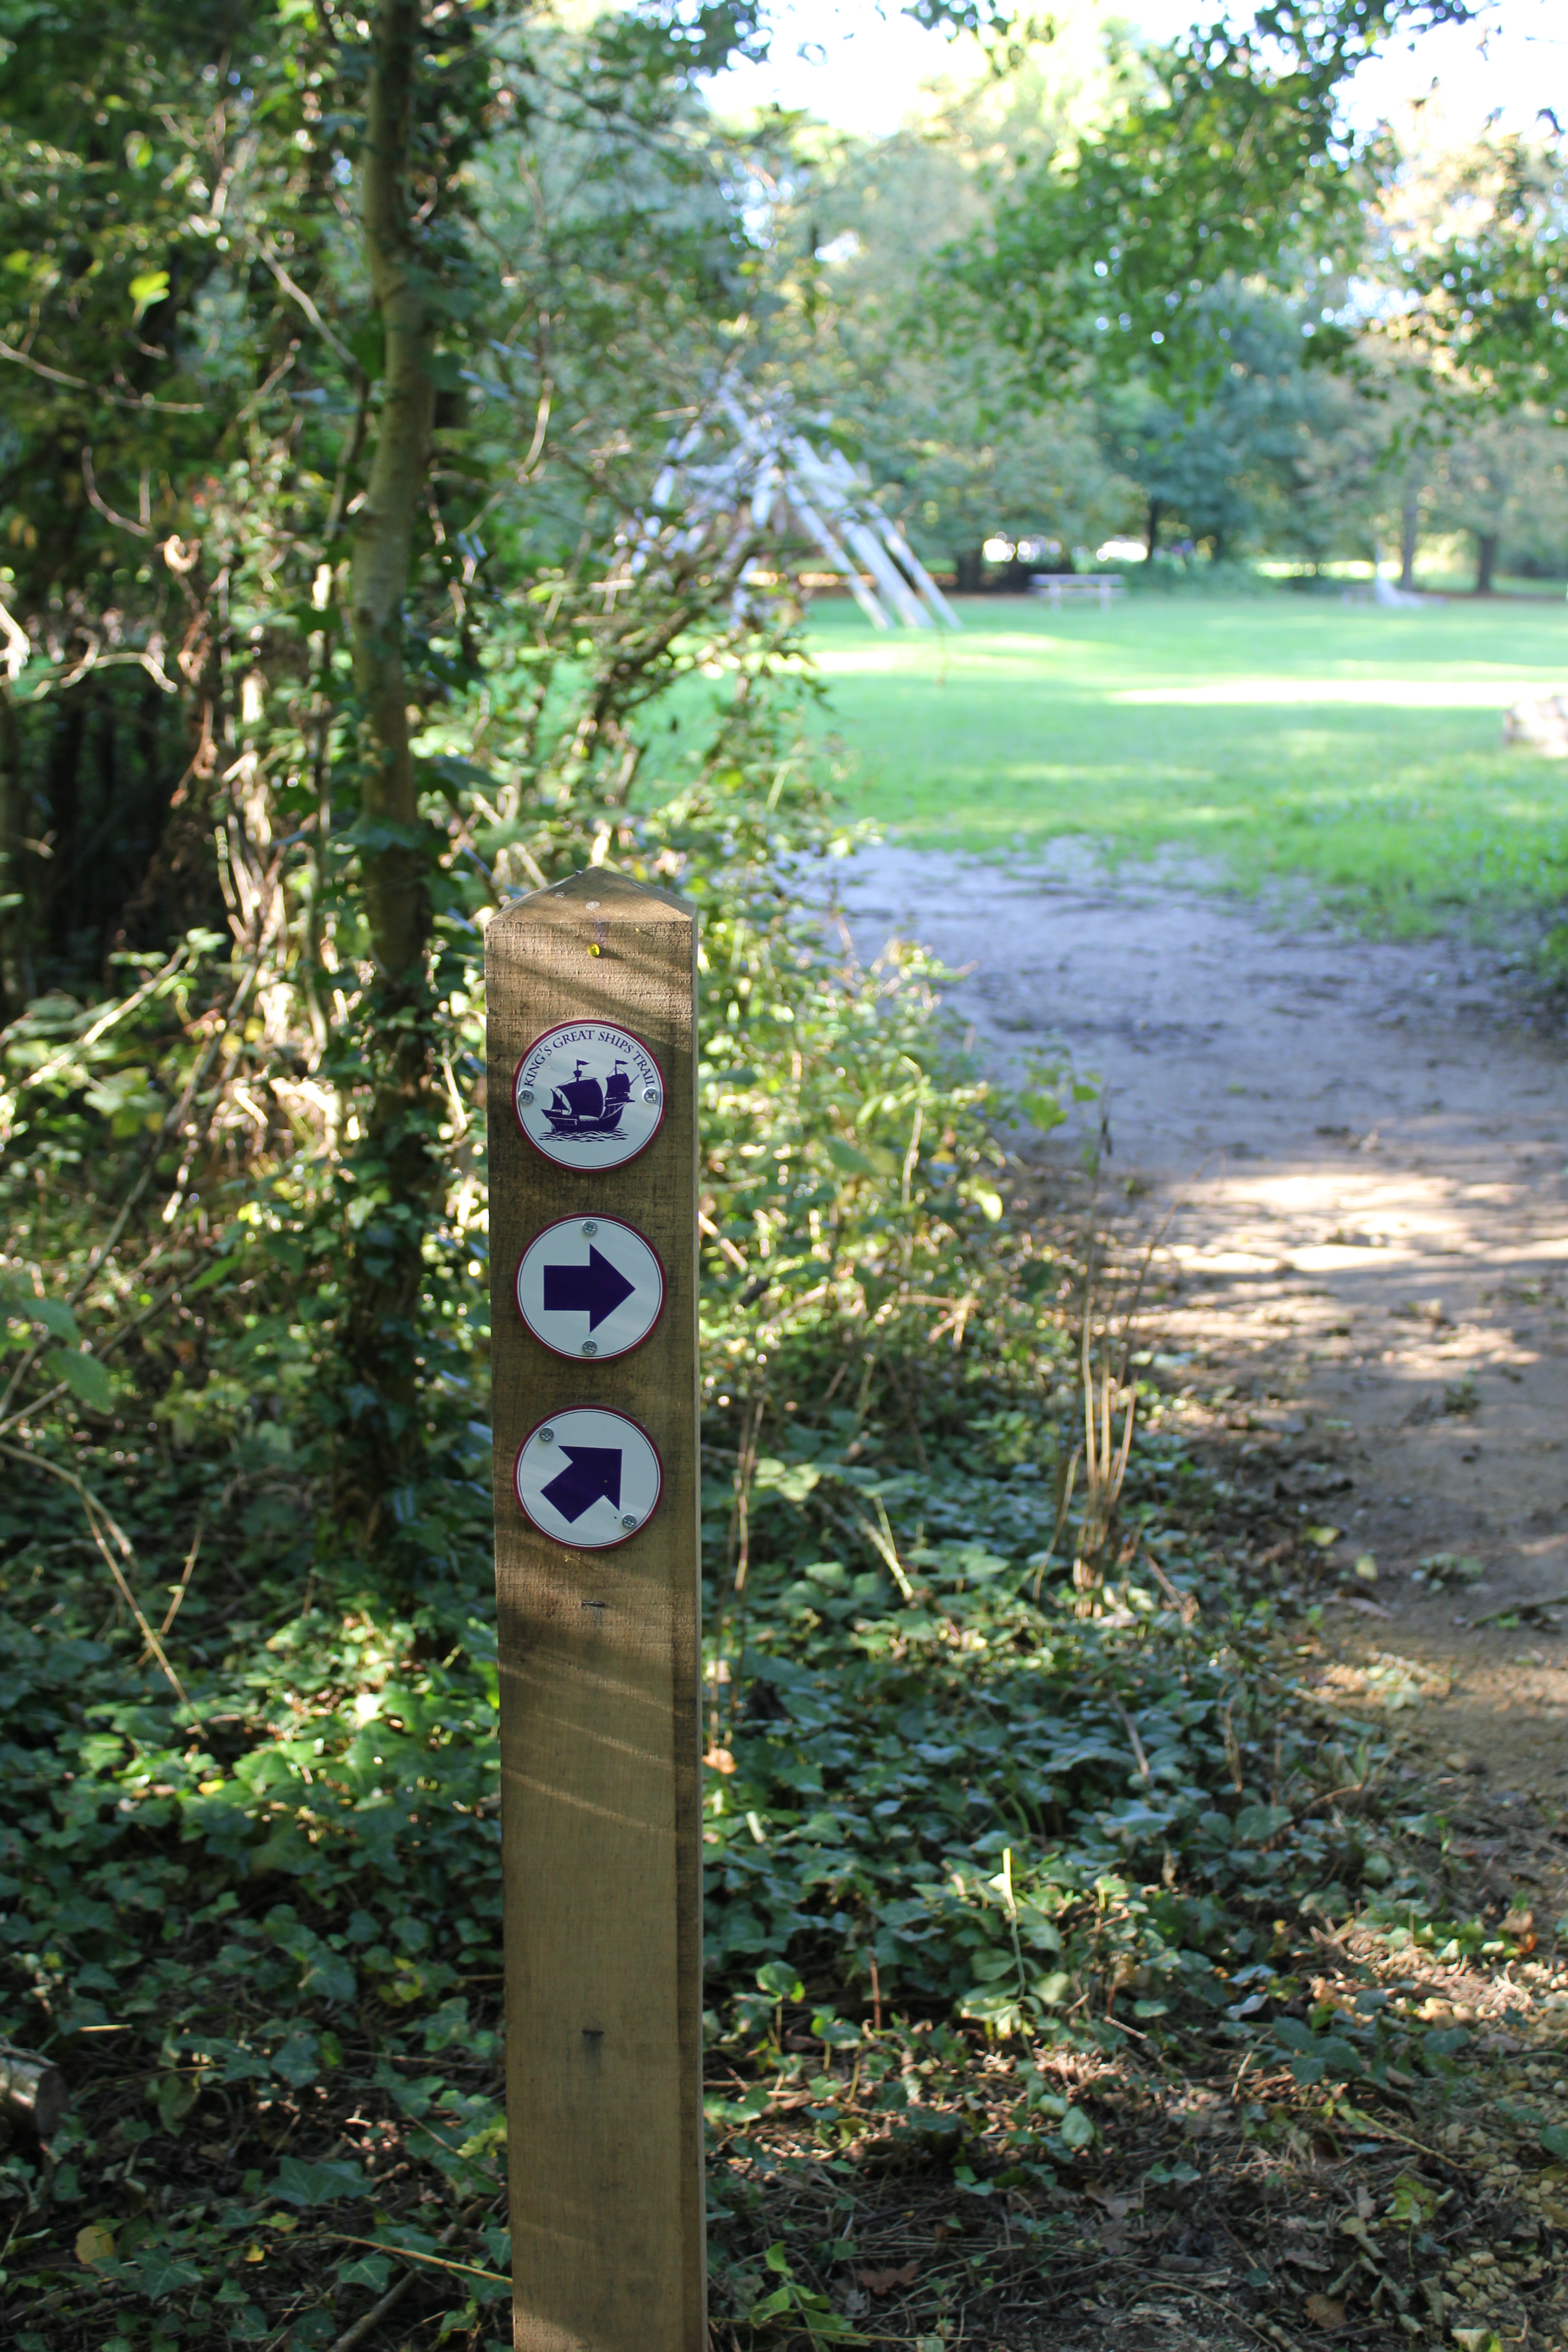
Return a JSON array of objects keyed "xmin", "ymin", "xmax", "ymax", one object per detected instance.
[
  {"xmin": 541, "ymin": 1446, "xmax": 622, "ymax": 1524},
  {"xmin": 541, "ymin": 1244, "xmax": 637, "ymax": 1332}
]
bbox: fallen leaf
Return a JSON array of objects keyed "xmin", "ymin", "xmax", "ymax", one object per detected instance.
[
  {"xmin": 1304, "ymin": 2292, "xmax": 1347, "ymax": 2328},
  {"xmin": 1353, "ymin": 1553, "xmax": 1378, "ymax": 1582},
  {"xmin": 857, "ymin": 2260, "xmax": 919, "ymax": 2297},
  {"xmin": 1305, "ymin": 1526, "xmax": 1341, "ymax": 1549},
  {"xmin": 75, "ymin": 2222, "xmax": 116, "ymax": 2268}
]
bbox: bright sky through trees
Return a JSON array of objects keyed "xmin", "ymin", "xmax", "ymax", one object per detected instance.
[{"xmin": 705, "ymin": 0, "xmax": 1567, "ymax": 139}]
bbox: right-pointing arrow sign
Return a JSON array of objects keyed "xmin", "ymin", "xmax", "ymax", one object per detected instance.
[
  {"xmin": 542, "ymin": 1244, "xmax": 637, "ymax": 1331},
  {"xmin": 515, "ymin": 1216, "xmax": 666, "ymax": 1362}
]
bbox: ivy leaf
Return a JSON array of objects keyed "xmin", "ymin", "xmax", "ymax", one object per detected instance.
[
  {"xmin": 47, "ymin": 1348, "xmax": 113, "ymax": 1411},
  {"xmin": 823, "ymin": 1136, "xmax": 879, "ymax": 1176},
  {"xmin": 154, "ymin": 2070, "xmax": 199, "ymax": 2132},
  {"xmin": 1233, "ymin": 1803, "xmax": 1292, "ymax": 1844},
  {"xmin": 17, "ymin": 1294, "xmax": 79, "ymax": 1339},
  {"xmin": 272, "ymin": 2156, "xmax": 369, "ymax": 2207}
]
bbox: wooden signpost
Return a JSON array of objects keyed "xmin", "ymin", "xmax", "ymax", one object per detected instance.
[{"xmin": 485, "ymin": 870, "xmax": 705, "ymax": 2351}]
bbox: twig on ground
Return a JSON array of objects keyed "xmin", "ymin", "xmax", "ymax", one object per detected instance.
[
  {"xmin": 325, "ymin": 2208, "xmax": 507, "ymax": 2352},
  {"xmin": 1465, "ymin": 1591, "xmax": 1568, "ymax": 1630},
  {"xmin": 158, "ymin": 1509, "xmax": 208, "ymax": 1637},
  {"xmin": 0, "ymin": 1440, "xmax": 186, "ymax": 1704},
  {"xmin": 1107, "ymin": 1689, "xmax": 1152, "ymax": 1784}
]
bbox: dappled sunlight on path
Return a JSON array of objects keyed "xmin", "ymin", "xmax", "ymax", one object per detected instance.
[{"xmin": 843, "ymin": 844, "xmax": 1568, "ymax": 1795}]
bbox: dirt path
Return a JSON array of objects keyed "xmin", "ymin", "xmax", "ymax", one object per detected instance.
[{"xmin": 843, "ymin": 843, "xmax": 1568, "ymax": 1800}]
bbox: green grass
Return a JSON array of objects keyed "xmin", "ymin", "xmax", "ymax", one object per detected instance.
[{"xmin": 804, "ymin": 590, "xmax": 1568, "ymax": 930}]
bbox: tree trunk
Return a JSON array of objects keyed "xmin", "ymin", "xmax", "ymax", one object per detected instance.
[
  {"xmin": 342, "ymin": 0, "xmax": 439, "ymax": 1515},
  {"xmin": 0, "ymin": 686, "xmax": 34, "ymax": 1022},
  {"xmin": 1145, "ymin": 499, "xmax": 1162, "ymax": 560},
  {"xmin": 353, "ymin": 0, "xmax": 433, "ymax": 983},
  {"xmin": 1399, "ymin": 484, "xmax": 1420, "ymax": 591},
  {"xmin": 1475, "ymin": 531, "xmax": 1498, "ymax": 595},
  {"xmin": 953, "ymin": 548, "xmax": 984, "ymax": 594}
]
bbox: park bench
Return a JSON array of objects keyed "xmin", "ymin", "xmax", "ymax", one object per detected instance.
[{"xmin": 1029, "ymin": 572, "xmax": 1127, "ymax": 609}]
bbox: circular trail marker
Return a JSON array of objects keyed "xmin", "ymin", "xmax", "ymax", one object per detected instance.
[
  {"xmin": 514, "ymin": 1406, "xmax": 663, "ymax": 1549},
  {"xmin": 514, "ymin": 1020, "xmax": 665, "ymax": 1171},
  {"xmin": 515, "ymin": 1215, "xmax": 666, "ymax": 1362}
]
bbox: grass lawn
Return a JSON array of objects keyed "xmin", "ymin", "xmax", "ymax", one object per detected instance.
[{"xmin": 802, "ymin": 589, "xmax": 1568, "ymax": 930}]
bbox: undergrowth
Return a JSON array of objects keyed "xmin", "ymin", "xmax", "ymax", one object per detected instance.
[{"xmin": 7, "ymin": 1173, "xmax": 1568, "ymax": 2348}]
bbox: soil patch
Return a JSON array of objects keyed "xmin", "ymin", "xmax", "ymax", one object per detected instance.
[{"xmin": 843, "ymin": 843, "xmax": 1568, "ymax": 1801}]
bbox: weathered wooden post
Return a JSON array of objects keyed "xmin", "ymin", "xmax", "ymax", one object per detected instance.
[{"xmin": 485, "ymin": 869, "xmax": 705, "ymax": 2352}]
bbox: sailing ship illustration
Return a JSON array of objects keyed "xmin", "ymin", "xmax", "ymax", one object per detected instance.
[{"xmin": 542, "ymin": 1058, "xmax": 633, "ymax": 1140}]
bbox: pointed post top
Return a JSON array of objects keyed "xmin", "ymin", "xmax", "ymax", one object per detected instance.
[{"xmin": 493, "ymin": 866, "xmax": 696, "ymax": 928}]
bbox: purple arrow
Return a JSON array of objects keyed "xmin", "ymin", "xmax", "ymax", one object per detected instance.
[
  {"xmin": 542, "ymin": 1244, "xmax": 637, "ymax": 1332},
  {"xmin": 541, "ymin": 1446, "xmax": 622, "ymax": 1523}
]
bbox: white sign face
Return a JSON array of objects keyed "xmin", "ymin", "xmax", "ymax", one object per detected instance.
[
  {"xmin": 514, "ymin": 1407, "xmax": 663, "ymax": 1549},
  {"xmin": 515, "ymin": 1215, "xmax": 665, "ymax": 1362},
  {"xmin": 514, "ymin": 1021, "xmax": 665, "ymax": 1171}
]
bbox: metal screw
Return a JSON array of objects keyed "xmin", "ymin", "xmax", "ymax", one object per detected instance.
[
  {"xmin": 642, "ymin": 1086, "xmax": 659, "ymax": 1104},
  {"xmin": 620, "ymin": 1514, "xmax": 638, "ymax": 1532},
  {"xmin": 581, "ymin": 1220, "xmax": 598, "ymax": 1236},
  {"xmin": 519, "ymin": 1088, "xmax": 535, "ymax": 1107},
  {"xmin": 538, "ymin": 1426, "xmax": 554, "ymax": 1445},
  {"xmin": 582, "ymin": 1340, "xmax": 598, "ymax": 1357}
]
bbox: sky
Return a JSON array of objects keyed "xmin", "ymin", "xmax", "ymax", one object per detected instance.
[{"xmin": 704, "ymin": 0, "xmax": 1568, "ymax": 142}]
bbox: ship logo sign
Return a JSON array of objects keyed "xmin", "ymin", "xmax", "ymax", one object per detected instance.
[{"xmin": 514, "ymin": 1021, "xmax": 666, "ymax": 1171}]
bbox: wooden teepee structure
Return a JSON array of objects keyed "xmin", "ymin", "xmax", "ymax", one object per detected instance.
[{"xmin": 625, "ymin": 382, "xmax": 959, "ymax": 631}]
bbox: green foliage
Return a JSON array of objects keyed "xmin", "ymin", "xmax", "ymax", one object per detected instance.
[
  {"xmin": 956, "ymin": 1, "xmax": 1473, "ymax": 387},
  {"xmin": 1390, "ymin": 129, "xmax": 1568, "ymax": 414},
  {"xmin": 1098, "ymin": 285, "xmax": 1362, "ymax": 560}
]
